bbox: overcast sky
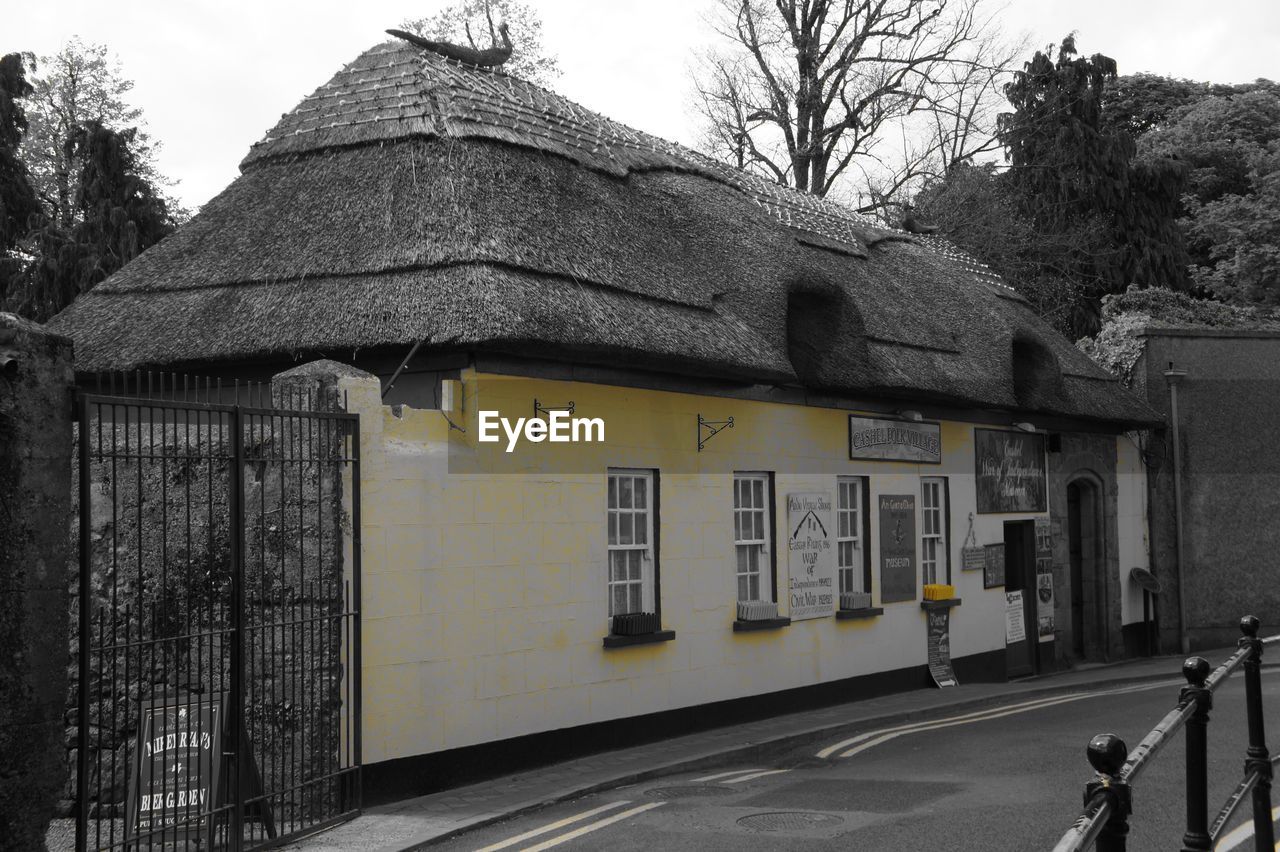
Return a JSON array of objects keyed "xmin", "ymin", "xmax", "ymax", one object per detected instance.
[{"xmin": 6, "ymin": 1, "xmax": 1278, "ymax": 211}]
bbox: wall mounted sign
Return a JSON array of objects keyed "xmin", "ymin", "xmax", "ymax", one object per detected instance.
[
  {"xmin": 786, "ymin": 492, "xmax": 836, "ymax": 620},
  {"xmin": 927, "ymin": 608, "xmax": 957, "ymax": 688},
  {"xmin": 974, "ymin": 429, "xmax": 1048, "ymax": 513},
  {"xmin": 1034, "ymin": 517, "xmax": 1055, "ymax": 643},
  {"xmin": 849, "ymin": 416, "xmax": 941, "ymax": 463},
  {"xmin": 1005, "ymin": 591, "xmax": 1027, "ymax": 644},
  {"xmin": 983, "ymin": 543, "xmax": 1005, "ymax": 589},
  {"xmin": 879, "ymin": 494, "xmax": 917, "ymax": 603},
  {"xmin": 961, "ymin": 547, "xmax": 986, "ymax": 571}
]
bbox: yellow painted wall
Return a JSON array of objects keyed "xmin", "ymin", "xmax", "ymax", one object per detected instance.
[{"xmin": 341, "ymin": 370, "xmax": 1082, "ymax": 764}]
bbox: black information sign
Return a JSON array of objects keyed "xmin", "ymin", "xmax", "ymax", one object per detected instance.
[
  {"xmin": 974, "ymin": 429, "xmax": 1047, "ymax": 514},
  {"xmin": 878, "ymin": 494, "xmax": 917, "ymax": 603},
  {"xmin": 983, "ymin": 542, "xmax": 1006, "ymax": 589},
  {"xmin": 126, "ymin": 694, "xmax": 224, "ymax": 843},
  {"xmin": 125, "ymin": 694, "xmax": 274, "ymax": 844},
  {"xmin": 927, "ymin": 608, "xmax": 957, "ymax": 687}
]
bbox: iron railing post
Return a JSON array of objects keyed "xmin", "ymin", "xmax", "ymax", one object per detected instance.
[
  {"xmin": 1239, "ymin": 615, "xmax": 1274, "ymax": 850},
  {"xmin": 1087, "ymin": 733, "xmax": 1132, "ymax": 852},
  {"xmin": 75, "ymin": 395, "xmax": 90, "ymax": 852},
  {"xmin": 1181, "ymin": 656, "xmax": 1214, "ymax": 852},
  {"xmin": 229, "ymin": 405, "xmax": 246, "ymax": 850}
]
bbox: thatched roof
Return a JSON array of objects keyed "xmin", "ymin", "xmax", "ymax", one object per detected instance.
[{"xmin": 49, "ymin": 40, "xmax": 1158, "ymax": 427}]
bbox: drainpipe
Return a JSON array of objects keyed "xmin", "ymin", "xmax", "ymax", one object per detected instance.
[{"xmin": 1164, "ymin": 365, "xmax": 1190, "ymax": 655}]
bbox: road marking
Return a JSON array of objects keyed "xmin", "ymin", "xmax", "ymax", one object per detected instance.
[
  {"xmin": 518, "ymin": 802, "xmax": 666, "ymax": 852},
  {"xmin": 474, "ymin": 801, "xmax": 631, "ymax": 852},
  {"xmin": 818, "ymin": 679, "xmax": 1182, "ymax": 759},
  {"xmin": 1214, "ymin": 805, "xmax": 1280, "ymax": 851},
  {"xmin": 722, "ymin": 769, "xmax": 791, "ymax": 784},
  {"xmin": 691, "ymin": 768, "xmax": 767, "ymax": 782}
]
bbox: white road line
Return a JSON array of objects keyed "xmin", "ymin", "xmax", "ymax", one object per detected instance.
[
  {"xmin": 473, "ymin": 801, "xmax": 631, "ymax": 852},
  {"xmin": 819, "ymin": 679, "xmax": 1182, "ymax": 759},
  {"xmin": 518, "ymin": 802, "xmax": 667, "ymax": 852},
  {"xmin": 691, "ymin": 768, "xmax": 767, "ymax": 782},
  {"xmin": 1214, "ymin": 806, "xmax": 1280, "ymax": 851},
  {"xmin": 722, "ymin": 769, "xmax": 791, "ymax": 784}
]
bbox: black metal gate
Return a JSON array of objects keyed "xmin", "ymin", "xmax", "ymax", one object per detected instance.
[{"xmin": 74, "ymin": 377, "xmax": 361, "ymax": 850}]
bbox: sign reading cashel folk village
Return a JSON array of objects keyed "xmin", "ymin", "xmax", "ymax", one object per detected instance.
[{"xmin": 848, "ymin": 416, "xmax": 941, "ymax": 463}]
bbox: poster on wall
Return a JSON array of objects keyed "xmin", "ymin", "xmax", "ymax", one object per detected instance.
[
  {"xmin": 926, "ymin": 608, "xmax": 958, "ymax": 688},
  {"xmin": 879, "ymin": 494, "xmax": 917, "ymax": 603},
  {"xmin": 786, "ymin": 492, "xmax": 836, "ymax": 620},
  {"xmin": 974, "ymin": 429, "xmax": 1048, "ymax": 513},
  {"xmin": 1005, "ymin": 591, "xmax": 1027, "ymax": 644},
  {"xmin": 849, "ymin": 416, "xmax": 942, "ymax": 463},
  {"xmin": 1034, "ymin": 516, "xmax": 1056, "ymax": 642},
  {"xmin": 983, "ymin": 543, "xmax": 1005, "ymax": 589}
]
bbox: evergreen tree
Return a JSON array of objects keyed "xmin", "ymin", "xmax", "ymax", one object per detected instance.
[
  {"xmin": 16, "ymin": 122, "xmax": 173, "ymax": 321},
  {"xmin": 0, "ymin": 53, "xmax": 41, "ymax": 302}
]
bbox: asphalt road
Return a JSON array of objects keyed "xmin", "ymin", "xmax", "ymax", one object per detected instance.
[{"xmin": 436, "ymin": 670, "xmax": 1280, "ymax": 852}]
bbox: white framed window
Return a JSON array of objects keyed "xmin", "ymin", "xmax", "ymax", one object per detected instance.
[
  {"xmin": 607, "ymin": 469, "xmax": 656, "ymax": 617},
  {"xmin": 836, "ymin": 477, "xmax": 867, "ymax": 595},
  {"xmin": 733, "ymin": 473, "xmax": 773, "ymax": 602},
  {"xmin": 921, "ymin": 477, "xmax": 949, "ymax": 585}
]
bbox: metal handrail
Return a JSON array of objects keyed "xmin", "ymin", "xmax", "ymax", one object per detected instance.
[{"xmin": 1052, "ymin": 617, "xmax": 1278, "ymax": 852}]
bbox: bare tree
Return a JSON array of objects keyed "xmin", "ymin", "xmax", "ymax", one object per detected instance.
[{"xmin": 691, "ymin": 0, "xmax": 1021, "ymax": 217}]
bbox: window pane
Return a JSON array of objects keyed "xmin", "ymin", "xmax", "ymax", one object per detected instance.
[
  {"xmin": 629, "ymin": 550, "xmax": 642, "ymax": 580},
  {"xmin": 619, "ymin": 476, "xmax": 632, "ymax": 509},
  {"xmin": 838, "ymin": 512, "xmax": 849, "ymax": 538},
  {"xmin": 749, "ymin": 573, "xmax": 760, "ymax": 600},
  {"xmin": 608, "ymin": 511, "xmax": 617, "ymax": 545},
  {"xmin": 619, "ymin": 512, "xmax": 633, "ymax": 545},
  {"xmin": 612, "ymin": 585, "xmax": 627, "ymax": 615},
  {"xmin": 737, "ymin": 546, "xmax": 748, "ymax": 574},
  {"xmin": 753, "ymin": 511, "xmax": 764, "ymax": 541},
  {"xmin": 608, "ymin": 476, "xmax": 617, "ymax": 509},
  {"xmin": 738, "ymin": 574, "xmax": 749, "ymax": 601},
  {"xmin": 734, "ymin": 478, "xmax": 744, "ymax": 508},
  {"xmin": 752, "ymin": 478, "xmax": 763, "ymax": 507},
  {"xmin": 634, "ymin": 477, "xmax": 647, "ymax": 509},
  {"xmin": 636, "ymin": 513, "xmax": 647, "ymax": 545},
  {"xmin": 629, "ymin": 583, "xmax": 642, "ymax": 614}
]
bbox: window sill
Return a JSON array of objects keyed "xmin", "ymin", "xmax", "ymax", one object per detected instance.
[
  {"xmin": 920, "ymin": 598, "xmax": 962, "ymax": 611},
  {"xmin": 602, "ymin": 630, "xmax": 675, "ymax": 648},
  {"xmin": 836, "ymin": 607, "xmax": 885, "ymax": 621},
  {"xmin": 733, "ymin": 617, "xmax": 792, "ymax": 632}
]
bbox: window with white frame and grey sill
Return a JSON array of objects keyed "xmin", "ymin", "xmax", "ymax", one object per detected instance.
[
  {"xmin": 603, "ymin": 469, "xmax": 672, "ymax": 646},
  {"xmin": 733, "ymin": 472, "xmax": 784, "ymax": 625},
  {"xmin": 921, "ymin": 476, "xmax": 950, "ymax": 586},
  {"xmin": 836, "ymin": 476, "xmax": 874, "ymax": 612}
]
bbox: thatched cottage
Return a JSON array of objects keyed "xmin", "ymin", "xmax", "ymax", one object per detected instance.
[{"xmin": 51, "ymin": 39, "xmax": 1162, "ymax": 797}]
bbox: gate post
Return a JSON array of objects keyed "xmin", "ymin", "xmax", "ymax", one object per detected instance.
[
  {"xmin": 1239, "ymin": 616, "xmax": 1274, "ymax": 850},
  {"xmin": 1181, "ymin": 656, "xmax": 1213, "ymax": 852},
  {"xmin": 1086, "ymin": 733, "xmax": 1132, "ymax": 852},
  {"xmin": 0, "ymin": 315, "xmax": 74, "ymax": 849}
]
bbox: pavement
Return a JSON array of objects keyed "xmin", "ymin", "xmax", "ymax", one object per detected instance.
[{"xmin": 282, "ymin": 648, "xmax": 1249, "ymax": 852}]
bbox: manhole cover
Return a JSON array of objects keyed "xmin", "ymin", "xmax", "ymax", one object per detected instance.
[
  {"xmin": 645, "ymin": 785, "xmax": 735, "ymax": 799},
  {"xmin": 737, "ymin": 811, "xmax": 845, "ymax": 832}
]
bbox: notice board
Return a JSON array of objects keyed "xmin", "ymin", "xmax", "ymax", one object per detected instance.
[
  {"xmin": 879, "ymin": 494, "xmax": 917, "ymax": 603},
  {"xmin": 786, "ymin": 492, "xmax": 836, "ymax": 620}
]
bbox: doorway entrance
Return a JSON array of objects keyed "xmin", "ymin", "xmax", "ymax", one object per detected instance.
[
  {"xmin": 1004, "ymin": 520, "xmax": 1037, "ymax": 678},
  {"xmin": 1068, "ymin": 478, "xmax": 1105, "ymax": 661}
]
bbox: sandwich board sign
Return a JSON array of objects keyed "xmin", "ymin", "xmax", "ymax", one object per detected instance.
[{"xmin": 125, "ymin": 693, "xmax": 274, "ymax": 844}]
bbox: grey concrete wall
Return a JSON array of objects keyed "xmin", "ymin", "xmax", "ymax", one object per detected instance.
[
  {"xmin": 1140, "ymin": 329, "xmax": 1280, "ymax": 650},
  {"xmin": 0, "ymin": 313, "xmax": 74, "ymax": 850}
]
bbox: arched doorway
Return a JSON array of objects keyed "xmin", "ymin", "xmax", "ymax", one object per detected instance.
[{"xmin": 1068, "ymin": 477, "xmax": 1107, "ymax": 660}]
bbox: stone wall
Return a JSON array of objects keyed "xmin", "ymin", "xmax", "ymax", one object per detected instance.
[
  {"xmin": 1140, "ymin": 329, "xmax": 1280, "ymax": 650},
  {"xmin": 0, "ymin": 314, "xmax": 75, "ymax": 850}
]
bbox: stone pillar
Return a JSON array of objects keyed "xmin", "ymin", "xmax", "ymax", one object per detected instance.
[{"xmin": 0, "ymin": 313, "xmax": 74, "ymax": 849}]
